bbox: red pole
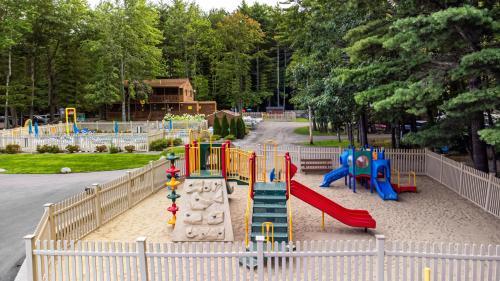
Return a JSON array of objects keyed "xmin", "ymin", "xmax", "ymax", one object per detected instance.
[
  {"xmin": 221, "ymin": 143, "xmax": 227, "ymax": 180},
  {"xmin": 184, "ymin": 144, "xmax": 190, "ymax": 177},
  {"xmin": 285, "ymin": 152, "xmax": 290, "ymax": 199}
]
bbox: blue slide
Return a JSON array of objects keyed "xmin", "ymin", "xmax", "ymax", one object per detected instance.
[
  {"xmin": 373, "ymin": 179, "xmax": 398, "ymax": 200},
  {"xmin": 371, "ymin": 159, "xmax": 398, "ymax": 200},
  {"xmin": 320, "ymin": 166, "xmax": 349, "ymax": 187}
]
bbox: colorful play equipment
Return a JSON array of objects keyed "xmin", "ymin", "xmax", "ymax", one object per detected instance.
[
  {"xmin": 65, "ymin": 107, "xmax": 79, "ymax": 134},
  {"xmin": 320, "ymin": 147, "xmax": 416, "ymax": 200},
  {"xmin": 165, "ymin": 153, "xmax": 181, "ymax": 225},
  {"xmin": 175, "ymin": 141, "xmax": 376, "ymax": 250}
]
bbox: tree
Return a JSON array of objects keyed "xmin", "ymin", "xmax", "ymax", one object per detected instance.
[
  {"xmin": 0, "ymin": 0, "xmax": 31, "ymax": 128},
  {"xmin": 213, "ymin": 116, "xmax": 221, "ymax": 135},
  {"xmin": 85, "ymin": 0, "xmax": 164, "ymax": 121},
  {"xmin": 229, "ymin": 117, "xmax": 237, "ymax": 137},
  {"xmin": 221, "ymin": 115, "xmax": 229, "ymax": 137},
  {"xmin": 237, "ymin": 117, "xmax": 246, "ymax": 139}
]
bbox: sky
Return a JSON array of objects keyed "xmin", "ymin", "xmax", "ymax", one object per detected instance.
[{"xmin": 88, "ymin": 0, "xmax": 281, "ymax": 11}]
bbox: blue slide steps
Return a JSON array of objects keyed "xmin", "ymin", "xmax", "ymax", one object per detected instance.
[{"xmin": 320, "ymin": 166, "xmax": 349, "ymax": 187}]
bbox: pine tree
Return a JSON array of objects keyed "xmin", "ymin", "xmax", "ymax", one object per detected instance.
[
  {"xmin": 237, "ymin": 118, "xmax": 246, "ymax": 139},
  {"xmin": 229, "ymin": 118, "xmax": 237, "ymax": 137},
  {"xmin": 221, "ymin": 115, "xmax": 229, "ymax": 137},
  {"xmin": 213, "ymin": 117, "xmax": 221, "ymax": 136}
]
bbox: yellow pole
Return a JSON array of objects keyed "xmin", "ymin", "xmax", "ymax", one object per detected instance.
[
  {"xmin": 263, "ymin": 143, "xmax": 267, "ymax": 182},
  {"xmin": 424, "ymin": 267, "xmax": 431, "ymax": 281},
  {"xmin": 321, "ymin": 212, "xmax": 325, "ymax": 231}
]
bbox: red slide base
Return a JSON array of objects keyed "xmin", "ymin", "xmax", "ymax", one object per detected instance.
[
  {"xmin": 391, "ymin": 183, "xmax": 417, "ymax": 193},
  {"xmin": 290, "ymin": 180, "xmax": 376, "ymax": 229}
]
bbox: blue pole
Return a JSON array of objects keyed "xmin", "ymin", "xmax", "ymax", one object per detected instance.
[
  {"xmin": 352, "ymin": 147, "xmax": 356, "ymax": 193},
  {"xmin": 34, "ymin": 121, "xmax": 39, "ymax": 138}
]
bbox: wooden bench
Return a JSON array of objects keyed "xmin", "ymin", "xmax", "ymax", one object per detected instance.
[{"xmin": 300, "ymin": 158, "xmax": 334, "ymax": 174}]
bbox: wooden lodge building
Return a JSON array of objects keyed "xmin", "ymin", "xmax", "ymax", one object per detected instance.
[{"xmin": 106, "ymin": 79, "xmax": 217, "ymax": 120}]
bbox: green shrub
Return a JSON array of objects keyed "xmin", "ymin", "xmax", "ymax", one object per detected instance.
[
  {"xmin": 95, "ymin": 145, "xmax": 108, "ymax": 153},
  {"xmin": 224, "ymin": 134, "xmax": 236, "ymax": 141},
  {"xmin": 124, "ymin": 145, "xmax": 135, "ymax": 153},
  {"xmin": 0, "ymin": 148, "xmax": 5, "ymax": 153},
  {"xmin": 65, "ymin": 145, "xmax": 80, "ymax": 153},
  {"xmin": 237, "ymin": 118, "xmax": 246, "ymax": 139},
  {"xmin": 5, "ymin": 144, "xmax": 21, "ymax": 154},
  {"xmin": 37, "ymin": 144, "xmax": 62, "ymax": 154},
  {"xmin": 210, "ymin": 134, "xmax": 221, "ymax": 141},
  {"xmin": 213, "ymin": 117, "xmax": 221, "ymax": 135},
  {"xmin": 221, "ymin": 115, "xmax": 229, "ymax": 137},
  {"xmin": 109, "ymin": 145, "xmax": 121, "ymax": 154},
  {"xmin": 149, "ymin": 139, "xmax": 168, "ymax": 151},
  {"xmin": 229, "ymin": 118, "xmax": 237, "ymax": 137}
]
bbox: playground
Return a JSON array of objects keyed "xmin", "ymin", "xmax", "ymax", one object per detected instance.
[{"xmin": 83, "ymin": 170, "xmax": 500, "ymax": 244}]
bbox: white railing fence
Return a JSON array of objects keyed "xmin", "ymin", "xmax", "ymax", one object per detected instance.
[
  {"xmin": 32, "ymin": 158, "xmax": 186, "ymax": 243},
  {"xmin": 24, "ymin": 235, "xmax": 500, "ymax": 281},
  {"xmin": 243, "ymin": 112, "xmax": 297, "ymax": 122},
  {"xmin": 425, "ymin": 150, "xmax": 500, "ymax": 218}
]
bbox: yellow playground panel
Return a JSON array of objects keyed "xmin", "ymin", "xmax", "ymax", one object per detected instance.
[{"xmin": 65, "ymin": 107, "xmax": 78, "ymax": 134}]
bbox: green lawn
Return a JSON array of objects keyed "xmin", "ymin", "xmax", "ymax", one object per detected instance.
[
  {"xmin": 0, "ymin": 153, "xmax": 163, "ymax": 174},
  {"xmin": 161, "ymin": 146, "xmax": 185, "ymax": 156},
  {"xmin": 295, "ymin": 117, "xmax": 309, "ymax": 122},
  {"xmin": 293, "ymin": 126, "xmax": 336, "ymax": 136}
]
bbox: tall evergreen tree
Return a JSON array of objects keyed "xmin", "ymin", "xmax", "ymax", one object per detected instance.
[
  {"xmin": 229, "ymin": 118, "xmax": 237, "ymax": 137},
  {"xmin": 213, "ymin": 116, "xmax": 221, "ymax": 135},
  {"xmin": 221, "ymin": 115, "xmax": 229, "ymax": 137}
]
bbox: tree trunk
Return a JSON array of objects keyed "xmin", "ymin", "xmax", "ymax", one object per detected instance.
[
  {"xmin": 359, "ymin": 112, "xmax": 368, "ymax": 146},
  {"xmin": 120, "ymin": 58, "xmax": 126, "ymax": 121},
  {"xmin": 394, "ymin": 122, "xmax": 401, "ymax": 148},
  {"xmin": 470, "ymin": 111, "xmax": 489, "ymax": 172},
  {"xmin": 347, "ymin": 123, "xmax": 354, "ymax": 146},
  {"xmin": 487, "ymin": 111, "xmax": 497, "ymax": 174},
  {"xmin": 391, "ymin": 123, "xmax": 396, "ymax": 148},
  {"xmin": 337, "ymin": 126, "xmax": 341, "ymax": 142},
  {"xmin": 30, "ymin": 52, "xmax": 36, "ymax": 119},
  {"xmin": 276, "ymin": 44, "xmax": 280, "ymax": 107},
  {"xmin": 308, "ymin": 105, "xmax": 313, "ymax": 145},
  {"xmin": 4, "ymin": 47, "xmax": 11, "ymax": 129},
  {"xmin": 10, "ymin": 107, "xmax": 18, "ymax": 127}
]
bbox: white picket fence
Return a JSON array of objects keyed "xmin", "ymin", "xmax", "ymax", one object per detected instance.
[
  {"xmin": 240, "ymin": 144, "xmax": 426, "ymax": 175},
  {"xmin": 33, "ymin": 158, "xmax": 186, "ymax": 243},
  {"xmin": 24, "ymin": 235, "xmax": 500, "ymax": 281},
  {"xmin": 243, "ymin": 112, "xmax": 297, "ymax": 122},
  {"xmin": 425, "ymin": 150, "xmax": 500, "ymax": 218}
]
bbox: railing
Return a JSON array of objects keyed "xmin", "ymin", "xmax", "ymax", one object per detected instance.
[
  {"xmin": 425, "ymin": 149, "xmax": 500, "ymax": 218},
  {"xmin": 392, "ymin": 169, "xmax": 417, "ymax": 187},
  {"xmin": 24, "ymin": 235, "xmax": 500, "ymax": 281},
  {"xmin": 242, "ymin": 111, "xmax": 297, "ymax": 121},
  {"xmin": 285, "ymin": 153, "xmax": 293, "ymax": 243},
  {"xmin": 32, "ymin": 158, "xmax": 185, "ymax": 243},
  {"xmin": 227, "ymin": 147, "xmax": 253, "ymax": 183},
  {"xmin": 244, "ymin": 153, "xmax": 256, "ymax": 248}
]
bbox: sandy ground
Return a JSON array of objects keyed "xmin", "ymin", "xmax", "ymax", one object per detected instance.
[{"xmin": 83, "ymin": 173, "xmax": 500, "ymax": 244}]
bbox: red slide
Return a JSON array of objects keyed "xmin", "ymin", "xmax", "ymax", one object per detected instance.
[{"xmin": 290, "ymin": 180, "xmax": 376, "ymax": 229}]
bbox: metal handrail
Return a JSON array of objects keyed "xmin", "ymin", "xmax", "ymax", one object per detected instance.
[{"xmin": 261, "ymin": 222, "xmax": 275, "ymax": 250}]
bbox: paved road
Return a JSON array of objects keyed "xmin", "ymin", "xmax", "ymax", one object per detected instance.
[{"xmin": 0, "ymin": 170, "xmax": 130, "ymax": 281}]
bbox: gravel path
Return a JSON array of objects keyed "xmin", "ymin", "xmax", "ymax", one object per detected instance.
[{"xmin": 0, "ymin": 170, "xmax": 131, "ymax": 281}]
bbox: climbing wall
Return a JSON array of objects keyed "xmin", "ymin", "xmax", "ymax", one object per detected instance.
[{"xmin": 172, "ymin": 178, "xmax": 234, "ymax": 242}]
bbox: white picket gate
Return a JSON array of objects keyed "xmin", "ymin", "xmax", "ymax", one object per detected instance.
[{"xmin": 24, "ymin": 235, "xmax": 500, "ymax": 281}]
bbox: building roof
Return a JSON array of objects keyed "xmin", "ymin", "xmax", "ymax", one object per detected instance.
[
  {"xmin": 144, "ymin": 79, "xmax": 191, "ymax": 88},
  {"xmin": 125, "ymin": 78, "xmax": 191, "ymax": 88}
]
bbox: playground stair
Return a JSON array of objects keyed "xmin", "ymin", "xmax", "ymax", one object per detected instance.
[
  {"xmin": 250, "ymin": 182, "xmax": 289, "ymax": 244},
  {"xmin": 240, "ymin": 181, "xmax": 290, "ymax": 268}
]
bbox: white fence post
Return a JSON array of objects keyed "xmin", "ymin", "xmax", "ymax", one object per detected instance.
[
  {"xmin": 458, "ymin": 163, "xmax": 464, "ymax": 195},
  {"xmin": 150, "ymin": 161, "xmax": 155, "ymax": 193},
  {"xmin": 24, "ymin": 234, "xmax": 36, "ymax": 281},
  {"xmin": 136, "ymin": 237, "xmax": 149, "ymax": 281},
  {"xmin": 44, "ymin": 203, "xmax": 56, "ymax": 240},
  {"xmin": 439, "ymin": 155, "xmax": 444, "ymax": 183},
  {"xmin": 484, "ymin": 173, "xmax": 494, "ymax": 211},
  {"xmin": 376, "ymin": 235, "xmax": 385, "ymax": 281},
  {"xmin": 93, "ymin": 183, "xmax": 102, "ymax": 227},
  {"xmin": 127, "ymin": 171, "xmax": 133, "ymax": 208},
  {"xmin": 297, "ymin": 146, "xmax": 302, "ymax": 172},
  {"xmin": 256, "ymin": 235, "xmax": 265, "ymax": 281}
]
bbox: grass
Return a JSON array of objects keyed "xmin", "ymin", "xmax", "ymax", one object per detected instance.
[
  {"xmin": 295, "ymin": 117, "xmax": 309, "ymax": 122},
  {"xmin": 0, "ymin": 153, "xmax": 163, "ymax": 174},
  {"xmin": 293, "ymin": 126, "xmax": 336, "ymax": 136},
  {"xmin": 160, "ymin": 146, "xmax": 185, "ymax": 156}
]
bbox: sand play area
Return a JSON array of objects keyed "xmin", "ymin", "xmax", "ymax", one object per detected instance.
[{"xmin": 83, "ymin": 174, "xmax": 500, "ymax": 244}]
